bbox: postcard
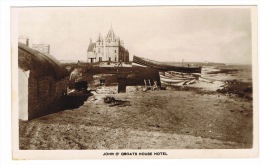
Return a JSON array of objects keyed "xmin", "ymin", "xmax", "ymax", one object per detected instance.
[{"xmin": 11, "ymin": 6, "xmax": 258, "ymax": 159}]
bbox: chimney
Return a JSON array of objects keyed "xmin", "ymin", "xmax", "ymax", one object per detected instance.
[{"xmin": 26, "ymin": 38, "xmax": 29, "ymax": 47}]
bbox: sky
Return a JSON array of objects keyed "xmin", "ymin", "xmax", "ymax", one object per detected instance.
[{"xmin": 15, "ymin": 6, "xmax": 253, "ymax": 64}]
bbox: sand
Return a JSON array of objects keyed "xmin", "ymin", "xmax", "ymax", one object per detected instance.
[{"xmin": 19, "ymin": 88, "xmax": 252, "ymax": 150}]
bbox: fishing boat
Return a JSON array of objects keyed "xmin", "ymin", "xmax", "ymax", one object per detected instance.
[
  {"xmin": 159, "ymin": 71, "xmax": 197, "ymax": 86},
  {"xmin": 132, "ymin": 55, "xmax": 202, "ymax": 73},
  {"xmin": 132, "ymin": 55, "xmax": 202, "ymax": 86}
]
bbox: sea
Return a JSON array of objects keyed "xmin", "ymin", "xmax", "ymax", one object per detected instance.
[
  {"xmin": 165, "ymin": 62, "xmax": 253, "ymax": 91},
  {"xmin": 166, "ymin": 62, "xmax": 252, "ymax": 82}
]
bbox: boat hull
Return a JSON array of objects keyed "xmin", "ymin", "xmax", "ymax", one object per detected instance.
[
  {"xmin": 159, "ymin": 72, "xmax": 197, "ymax": 86},
  {"xmin": 133, "ymin": 55, "xmax": 202, "ymax": 73}
]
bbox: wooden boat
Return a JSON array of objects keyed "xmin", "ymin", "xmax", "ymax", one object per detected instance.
[
  {"xmin": 133, "ymin": 55, "xmax": 202, "ymax": 73},
  {"xmin": 159, "ymin": 72, "xmax": 196, "ymax": 86},
  {"xmin": 163, "ymin": 72, "xmax": 196, "ymax": 79},
  {"xmin": 132, "ymin": 55, "xmax": 202, "ymax": 86},
  {"xmin": 160, "ymin": 74, "xmax": 193, "ymax": 81}
]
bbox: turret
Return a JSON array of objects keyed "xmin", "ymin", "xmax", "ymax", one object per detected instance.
[
  {"xmin": 106, "ymin": 26, "xmax": 117, "ymax": 42},
  {"xmin": 97, "ymin": 33, "xmax": 103, "ymax": 42},
  {"xmin": 96, "ymin": 33, "xmax": 104, "ymax": 46}
]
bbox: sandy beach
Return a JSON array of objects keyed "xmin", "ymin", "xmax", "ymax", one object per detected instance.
[{"xmin": 19, "ymin": 82, "xmax": 253, "ymax": 149}]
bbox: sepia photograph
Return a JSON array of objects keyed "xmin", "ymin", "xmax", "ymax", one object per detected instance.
[{"xmin": 11, "ymin": 6, "xmax": 258, "ymax": 159}]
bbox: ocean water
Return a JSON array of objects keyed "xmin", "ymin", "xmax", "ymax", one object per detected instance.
[
  {"xmin": 165, "ymin": 62, "xmax": 252, "ymax": 82},
  {"xmin": 187, "ymin": 64, "xmax": 252, "ymax": 92},
  {"xmin": 201, "ymin": 64, "xmax": 252, "ymax": 83}
]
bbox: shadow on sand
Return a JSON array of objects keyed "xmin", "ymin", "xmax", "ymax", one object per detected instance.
[
  {"xmin": 62, "ymin": 93, "xmax": 93, "ymax": 109},
  {"xmin": 28, "ymin": 92, "xmax": 93, "ymax": 120}
]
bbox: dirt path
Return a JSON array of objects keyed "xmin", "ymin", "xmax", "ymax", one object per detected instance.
[{"xmin": 19, "ymin": 90, "xmax": 253, "ymax": 149}]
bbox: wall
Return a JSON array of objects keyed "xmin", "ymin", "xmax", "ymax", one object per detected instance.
[
  {"xmin": 96, "ymin": 41, "xmax": 104, "ymax": 61},
  {"xmin": 106, "ymin": 46, "xmax": 118, "ymax": 62},
  {"xmin": 27, "ymin": 74, "xmax": 69, "ymax": 120},
  {"xmin": 87, "ymin": 51, "xmax": 96, "ymax": 58},
  {"xmin": 18, "ymin": 69, "xmax": 29, "ymax": 120},
  {"xmin": 70, "ymin": 67, "xmax": 160, "ymax": 91}
]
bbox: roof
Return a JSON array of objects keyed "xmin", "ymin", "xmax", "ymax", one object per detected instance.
[
  {"xmin": 87, "ymin": 43, "xmax": 96, "ymax": 52},
  {"xmin": 106, "ymin": 26, "xmax": 117, "ymax": 41},
  {"xmin": 18, "ymin": 42, "xmax": 69, "ymax": 79},
  {"xmin": 97, "ymin": 33, "xmax": 103, "ymax": 42}
]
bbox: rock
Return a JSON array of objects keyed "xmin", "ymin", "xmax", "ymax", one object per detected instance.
[{"xmin": 94, "ymin": 96, "xmax": 101, "ymax": 100}]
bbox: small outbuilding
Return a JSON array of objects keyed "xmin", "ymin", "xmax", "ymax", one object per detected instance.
[{"xmin": 18, "ymin": 42, "xmax": 69, "ymax": 120}]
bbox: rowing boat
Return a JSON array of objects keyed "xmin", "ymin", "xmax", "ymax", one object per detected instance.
[
  {"xmin": 159, "ymin": 71, "xmax": 197, "ymax": 86},
  {"xmin": 132, "ymin": 55, "xmax": 202, "ymax": 86}
]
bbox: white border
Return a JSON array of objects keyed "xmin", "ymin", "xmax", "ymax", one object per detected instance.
[{"xmin": 1, "ymin": 0, "xmax": 260, "ymax": 165}]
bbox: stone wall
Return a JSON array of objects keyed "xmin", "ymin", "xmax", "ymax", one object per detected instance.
[
  {"xmin": 27, "ymin": 74, "xmax": 69, "ymax": 120},
  {"xmin": 70, "ymin": 67, "xmax": 160, "ymax": 91}
]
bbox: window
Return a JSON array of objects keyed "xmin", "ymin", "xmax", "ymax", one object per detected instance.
[
  {"xmin": 99, "ymin": 57, "xmax": 102, "ymax": 62},
  {"xmin": 98, "ymin": 48, "xmax": 100, "ymax": 53},
  {"xmin": 115, "ymin": 57, "xmax": 117, "ymax": 61},
  {"xmin": 109, "ymin": 57, "xmax": 111, "ymax": 61},
  {"xmin": 115, "ymin": 50, "xmax": 117, "ymax": 53}
]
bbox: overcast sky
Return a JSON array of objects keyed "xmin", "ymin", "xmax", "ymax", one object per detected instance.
[{"xmin": 15, "ymin": 7, "xmax": 253, "ymax": 64}]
